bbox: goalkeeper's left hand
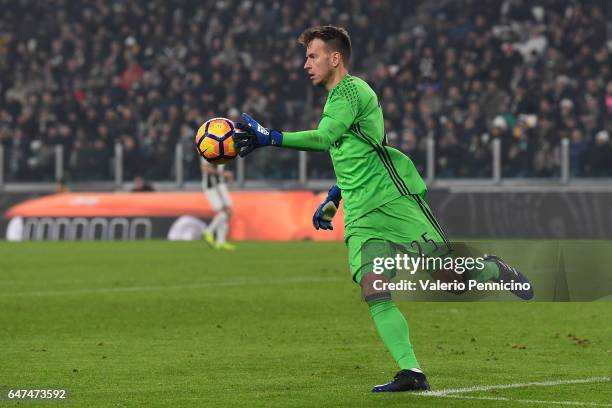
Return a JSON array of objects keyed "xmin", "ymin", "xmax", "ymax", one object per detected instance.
[
  {"xmin": 234, "ymin": 113, "xmax": 283, "ymax": 157},
  {"xmin": 313, "ymin": 185, "xmax": 342, "ymax": 231}
]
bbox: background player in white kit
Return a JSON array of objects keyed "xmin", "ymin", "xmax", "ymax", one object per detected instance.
[{"xmin": 201, "ymin": 158, "xmax": 235, "ymax": 250}]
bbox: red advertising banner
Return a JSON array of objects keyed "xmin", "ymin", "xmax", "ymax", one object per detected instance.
[{"xmin": 4, "ymin": 192, "xmax": 345, "ymax": 241}]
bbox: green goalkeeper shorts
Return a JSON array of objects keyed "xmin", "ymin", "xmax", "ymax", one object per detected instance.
[{"xmin": 345, "ymin": 194, "xmax": 448, "ymax": 284}]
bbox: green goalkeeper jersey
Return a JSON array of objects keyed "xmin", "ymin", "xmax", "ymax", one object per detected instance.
[{"xmin": 282, "ymin": 74, "xmax": 426, "ymax": 226}]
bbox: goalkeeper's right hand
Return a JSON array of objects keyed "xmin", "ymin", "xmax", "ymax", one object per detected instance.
[
  {"xmin": 313, "ymin": 185, "xmax": 342, "ymax": 231},
  {"xmin": 234, "ymin": 113, "xmax": 283, "ymax": 157}
]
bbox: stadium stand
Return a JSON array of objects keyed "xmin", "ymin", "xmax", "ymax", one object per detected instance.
[{"xmin": 0, "ymin": 0, "xmax": 609, "ymax": 182}]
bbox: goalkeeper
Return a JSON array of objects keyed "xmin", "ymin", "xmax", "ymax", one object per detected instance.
[{"xmin": 234, "ymin": 25, "xmax": 533, "ymax": 392}]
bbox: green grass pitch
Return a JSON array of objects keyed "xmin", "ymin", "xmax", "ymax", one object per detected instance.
[{"xmin": 0, "ymin": 241, "xmax": 610, "ymax": 407}]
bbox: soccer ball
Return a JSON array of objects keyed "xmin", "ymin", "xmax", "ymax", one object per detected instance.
[{"xmin": 195, "ymin": 117, "xmax": 238, "ymax": 164}]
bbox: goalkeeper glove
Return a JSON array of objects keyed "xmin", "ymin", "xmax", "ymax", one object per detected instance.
[
  {"xmin": 234, "ymin": 113, "xmax": 283, "ymax": 157},
  {"xmin": 313, "ymin": 185, "xmax": 342, "ymax": 231}
]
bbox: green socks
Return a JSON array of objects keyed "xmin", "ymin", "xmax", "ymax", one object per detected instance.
[
  {"xmin": 367, "ymin": 262, "xmax": 500, "ymax": 370},
  {"xmin": 369, "ymin": 300, "xmax": 420, "ymax": 370}
]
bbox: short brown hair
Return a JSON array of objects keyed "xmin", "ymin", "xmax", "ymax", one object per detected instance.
[{"xmin": 298, "ymin": 25, "xmax": 351, "ymax": 65}]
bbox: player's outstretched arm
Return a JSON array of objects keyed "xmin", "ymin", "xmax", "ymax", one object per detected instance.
[
  {"xmin": 235, "ymin": 102, "xmax": 352, "ymax": 156},
  {"xmin": 312, "ymin": 185, "xmax": 342, "ymax": 231}
]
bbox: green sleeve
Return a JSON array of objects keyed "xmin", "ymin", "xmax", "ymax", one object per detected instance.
[{"xmin": 282, "ymin": 96, "xmax": 356, "ymax": 151}]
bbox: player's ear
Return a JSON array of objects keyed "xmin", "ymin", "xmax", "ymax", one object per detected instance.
[{"xmin": 331, "ymin": 51, "xmax": 341, "ymax": 68}]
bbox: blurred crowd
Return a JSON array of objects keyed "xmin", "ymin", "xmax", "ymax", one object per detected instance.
[{"xmin": 0, "ymin": 0, "xmax": 610, "ymax": 182}]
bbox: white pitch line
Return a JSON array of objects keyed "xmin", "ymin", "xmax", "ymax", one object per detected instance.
[
  {"xmin": 420, "ymin": 376, "xmax": 611, "ymax": 396},
  {"xmin": 2, "ymin": 276, "xmax": 344, "ymax": 297},
  {"xmin": 434, "ymin": 394, "xmax": 612, "ymax": 407}
]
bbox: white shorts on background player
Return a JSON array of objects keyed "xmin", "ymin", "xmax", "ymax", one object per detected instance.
[
  {"xmin": 201, "ymin": 160, "xmax": 232, "ymax": 212},
  {"xmin": 204, "ymin": 183, "xmax": 232, "ymax": 212}
]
